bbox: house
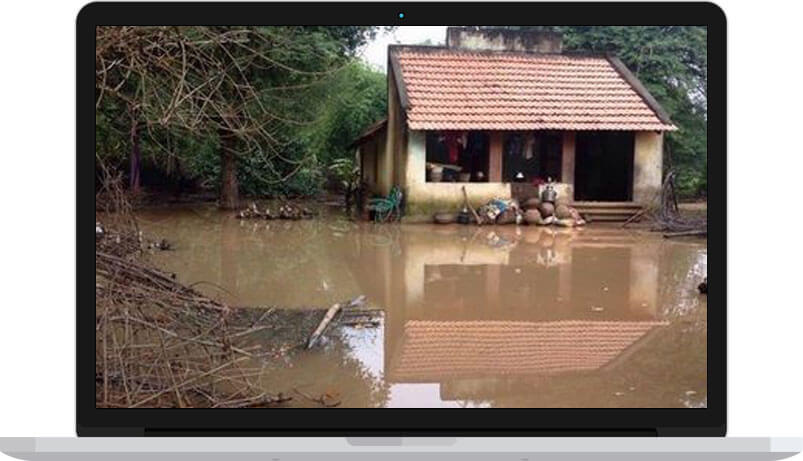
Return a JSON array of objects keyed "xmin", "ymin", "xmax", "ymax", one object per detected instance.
[{"xmin": 354, "ymin": 27, "xmax": 676, "ymax": 221}]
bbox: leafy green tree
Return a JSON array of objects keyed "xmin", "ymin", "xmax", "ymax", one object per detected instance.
[{"xmin": 307, "ymin": 61, "xmax": 387, "ymax": 180}]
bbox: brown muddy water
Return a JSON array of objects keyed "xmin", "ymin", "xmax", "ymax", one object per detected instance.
[{"xmin": 137, "ymin": 204, "xmax": 707, "ymax": 409}]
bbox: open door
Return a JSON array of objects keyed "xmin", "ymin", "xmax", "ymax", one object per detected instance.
[{"xmin": 574, "ymin": 131, "xmax": 634, "ymax": 201}]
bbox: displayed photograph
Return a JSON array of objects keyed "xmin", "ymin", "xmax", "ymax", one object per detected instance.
[{"xmin": 95, "ymin": 25, "xmax": 707, "ymax": 409}]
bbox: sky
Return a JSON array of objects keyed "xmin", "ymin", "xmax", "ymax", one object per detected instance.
[{"xmin": 358, "ymin": 26, "xmax": 447, "ymax": 71}]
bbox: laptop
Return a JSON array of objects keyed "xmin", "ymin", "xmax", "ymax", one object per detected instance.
[{"xmin": 1, "ymin": 1, "xmax": 800, "ymax": 459}]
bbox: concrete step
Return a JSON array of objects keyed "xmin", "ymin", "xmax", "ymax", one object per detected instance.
[
  {"xmin": 572, "ymin": 208, "xmax": 641, "ymax": 215},
  {"xmin": 583, "ymin": 214, "xmax": 636, "ymax": 222},
  {"xmin": 569, "ymin": 201, "xmax": 643, "ymax": 222},
  {"xmin": 572, "ymin": 201, "xmax": 641, "ymax": 209}
]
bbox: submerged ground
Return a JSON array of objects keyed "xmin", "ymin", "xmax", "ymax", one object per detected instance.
[{"xmin": 136, "ymin": 203, "xmax": 707, "ymax": 409}]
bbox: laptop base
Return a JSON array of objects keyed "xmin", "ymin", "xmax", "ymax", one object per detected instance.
[{"xmin": 2, "ymin": 437, "xmax": 800, "ymax": 460}]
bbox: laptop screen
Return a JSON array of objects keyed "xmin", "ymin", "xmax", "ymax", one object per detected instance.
[{"xmin": 94, "ymin": 25, "xmax": 707, "ymax": 411}]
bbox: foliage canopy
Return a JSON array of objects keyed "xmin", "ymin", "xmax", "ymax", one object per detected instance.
[{"xmin": 95, "ymin": 26, "xmax": 389, "ymax": 200}]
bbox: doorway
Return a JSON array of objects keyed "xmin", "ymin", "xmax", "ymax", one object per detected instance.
[{"xmin": 574, "ymin": 131, "xmax": 634, "ymax": 201}]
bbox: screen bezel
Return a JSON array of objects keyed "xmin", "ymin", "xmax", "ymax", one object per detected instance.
[{"xmin": 78, "ymin": 1, "xmax": 726, "ymax": 436}]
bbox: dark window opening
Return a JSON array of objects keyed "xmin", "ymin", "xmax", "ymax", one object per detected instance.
[
  {"xmin": 574, "ymin": 131, "xmax": 634, "ymax": 201},
  {"xmin": 425, "ymin": 131, "xmax": 489, "ymax": 182},
  {"xmin": 502, "ymin": 132, "xmax": 562, "ymax": 183}
]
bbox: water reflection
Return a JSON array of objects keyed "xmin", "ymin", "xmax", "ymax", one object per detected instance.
[{"xmin": 138, "ymin": 205, "xmax": 707, "ymax": 408}]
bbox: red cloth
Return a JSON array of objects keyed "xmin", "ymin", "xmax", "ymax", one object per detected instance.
[{"xmin": 443, "ymin": 131, "xmax": 461, "ymax": 164}]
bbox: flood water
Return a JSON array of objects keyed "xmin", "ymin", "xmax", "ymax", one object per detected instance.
[{"xmin": 138, "ymin": 204, "xmax": 707, "ymax": 408}]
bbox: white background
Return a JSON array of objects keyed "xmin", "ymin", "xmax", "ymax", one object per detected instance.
[{"xmin": 0, "ymin": 0, "xmax": 800, "ymax": 449}]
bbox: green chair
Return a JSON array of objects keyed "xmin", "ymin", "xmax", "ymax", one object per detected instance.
[{"xmin": 368, "ymin": 186, "xmax": 403, "ymax": 223}]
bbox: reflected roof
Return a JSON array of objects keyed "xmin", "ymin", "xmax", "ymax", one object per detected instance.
[{"xmin": 389, "ymin": 319, "xmax": 668, "ymax": 382}]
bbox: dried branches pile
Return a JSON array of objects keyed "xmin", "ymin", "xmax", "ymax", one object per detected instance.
[
  {"xmin": 625, "ymin": 171, "xmax": 707, "ymax": 236},
  {"xmin": 95, "ymin": 173, "xmax": 291, "ymax": 408},
  {"xmin": 650, "ymin": 171, "xmax": 707, "ymax": 235}
]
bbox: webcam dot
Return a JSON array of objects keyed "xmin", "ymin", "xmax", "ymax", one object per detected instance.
[{"xmin": 398, "ymin": 13, "xmax": 405, "ymax": 19}]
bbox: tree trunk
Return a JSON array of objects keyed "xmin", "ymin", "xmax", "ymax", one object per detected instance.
[
  {"xmin": 129, "ymin": 119, "xmax": 141, "ymax": 194},
  {"xmin": 219, "ymin": 131, "xmax": 239, "ymax": 210}
]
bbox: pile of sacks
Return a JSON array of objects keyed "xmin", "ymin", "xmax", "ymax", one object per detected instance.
[
  {"xmin": 433, "ymin": 197, "xmax": 587, "ymax": 227},
  {"xmin": 520, "ymin": 197, "xmax": 586, "ymax": 227},
  {"xmin": 467, "ymin": 197, "xmax": 586, "ymax": 227},
  {"xmin": 477, "ymin": 198, "xmax": 521, "ymax": 224}
]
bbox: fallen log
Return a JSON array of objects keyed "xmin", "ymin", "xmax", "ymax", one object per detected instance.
[
  {"xmin": 306, "ymin": 295, "xmax": 366, "ymax": 349},
  {"xmin": 663, "ymin": 230, "xmax": 707, "ymax": 239}
]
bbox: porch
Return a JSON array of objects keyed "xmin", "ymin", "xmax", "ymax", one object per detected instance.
[{"xmin": 399, "ymin": 128, "xmax": 663, "ymax": 221}]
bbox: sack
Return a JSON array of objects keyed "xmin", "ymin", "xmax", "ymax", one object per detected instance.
[{"xmin": 496, "ymin": 209, "xmax": 518, "ymax": 225}]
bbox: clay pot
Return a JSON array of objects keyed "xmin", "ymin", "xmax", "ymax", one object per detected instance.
[
  {"xmin": 538, "ymin": 202, "xmax": 555, "ymax": 218},
  {"xmin": 522, "ymin": 197, "xmax": 541, "ymax": 210},
  {"xmin": 433, "ymin": 212, "xmax": 456, "ymax": 224},
  {"xmin": 524, "ymin": 208, "xmax": 544, "ymax": 225},
  {"xmin": 458, "ymin": 172, "xmax": 471, "ymax": 182},
  {"xmin": 429, "ymin": 166, "xmax": 443, "ymax": 183},
  {"xmin": 457, "ymin": 209, "xmax": 471, "ymax": 224},
  {"xmin": 555, "ymin": 204, "xmax": 572, "ymax": 220}
]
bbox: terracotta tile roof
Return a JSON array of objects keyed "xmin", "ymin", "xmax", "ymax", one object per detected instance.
[
  {"xmin": 391, "ymin": 47, "xmax": 676, "ymax": 131},
  {"xmin": 389, "ymin": 319, "xmax": 668, "ymax": 382}
]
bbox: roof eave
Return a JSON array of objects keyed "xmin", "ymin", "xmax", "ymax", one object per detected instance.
[
  {"xmin": 605, "ymin": 55, "xmax": 675, "ymax": 127},
  {"xmin": 388, "ymin": 46, "xmax": 410, "ymax": 112},
  {"xmin": 350, "ymin": 118, "xmax": 388, "ymax": 148}
]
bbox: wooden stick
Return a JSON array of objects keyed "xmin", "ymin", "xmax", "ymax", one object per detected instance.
[
  {"xmin": 663, "ymin": 230, "xmax": 707, "ymax": 238},
  {"xmin": 306, "ymin": 295, "xmax": 366, "ymax": 349},
  {"xmin": 461, "ymin": 186, "xmax": 483, "ymax": 225},
  {"xmin": 621, "ymin": 208, "xmax": 646, "ymax": 228}
]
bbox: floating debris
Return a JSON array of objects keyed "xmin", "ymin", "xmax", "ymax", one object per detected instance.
[
  {"xmin": 237, "ymin": 201, "xmax": 315, "ymax": 220},
  {"xmin": 697, "ymin": 277, "xmax": 707, "ymax": 294},
  {"xmin": 147, "ymin": 238, "xmax": 171, "ymax": 251}
]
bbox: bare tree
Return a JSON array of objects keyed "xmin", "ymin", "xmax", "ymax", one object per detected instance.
[{"xmin": 95, "ymin": 26, "xmax": 354, "ymax": 208}]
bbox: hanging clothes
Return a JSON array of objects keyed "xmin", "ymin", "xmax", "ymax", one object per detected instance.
[
  {"xmin": 524, "ymin": 133, "xmax": 536, "ymax": 160},
  {"xmin": 443, "ymin": 131, "xmax": 464, "ymax": 164}
]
